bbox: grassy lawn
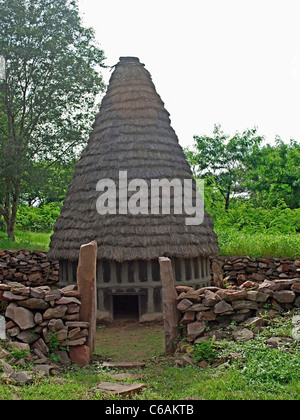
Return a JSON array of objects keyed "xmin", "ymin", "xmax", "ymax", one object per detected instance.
[
  {"xmin": 0, "ymin": 230, "xmax": 51, "ymax": 252},
  {"xmin": 1, "ymin": 314, "xmax": 300, "ymax": 400},
  {"xmin": 216, "ymin": 230, "xmax": 300, "ymax": 259}
]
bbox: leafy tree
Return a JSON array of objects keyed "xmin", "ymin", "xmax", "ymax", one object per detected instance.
[
  {"xmin": 246, "ymin": 138, "xmax": 300, "ymax": 209},
  {"xmin": 20, "ymin": 159, "xmax": 77, "ymax": 206},
  {"xmin": 186, "ymin": 124, "xmax": 263, "ymax": 211},
  {"xmin": 0, "ymin": 0, "xmax": 106, "ymax": 239}
]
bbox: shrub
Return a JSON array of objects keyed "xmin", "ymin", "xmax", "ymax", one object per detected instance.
[
  {"xmin": 193, "ymin": 339, "xmax": 219, "ymax": 364},
  {"xmin": 15, "ymin": 203, "xmax": 61, "ymax": 232}
]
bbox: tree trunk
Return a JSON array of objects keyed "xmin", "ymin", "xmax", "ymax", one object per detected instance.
[
  {"xmin": 2, "ymin": 187, "xmax": 20, "ymax": 241},
  {"xmin": 7, "ymin": 224, "xmax": 15, "ymax": 241},
  {"xmin": 217, "ymin": 184, "xmax": 232, "ymax": 212},
  {"xmin": 224, "ymin": 184, "xmax": 232, "ymax": 212}
]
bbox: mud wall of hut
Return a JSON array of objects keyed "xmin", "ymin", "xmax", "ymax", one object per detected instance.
[{"xmin": 58, "ymin": 256, "xmax": 211, "ymax": 321}]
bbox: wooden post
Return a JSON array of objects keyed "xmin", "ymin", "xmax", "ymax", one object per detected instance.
[
  {"xmin": 212, "ymin": 260, "xmax": 225, "ymax": 288},
  {"xmin": 158, "ymin": 257, "xmax": 180, "ymax": 355},
  {"xmin": 77, "ymin": 240, "xmax": 97, "ymax": 354}
]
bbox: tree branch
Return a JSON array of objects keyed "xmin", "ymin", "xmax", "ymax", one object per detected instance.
[{"xmin": 0, "ymin": 204, "xmax": 5, "ymax": 217}]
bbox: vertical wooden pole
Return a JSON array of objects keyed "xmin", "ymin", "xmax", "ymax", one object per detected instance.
[
  {"xmin": 159, "ymin": 257, "xmax": 180, "ymax": 355},
  {"xmin": 77, "ymin": 240, "xmax": 97, "ymax": 354}
]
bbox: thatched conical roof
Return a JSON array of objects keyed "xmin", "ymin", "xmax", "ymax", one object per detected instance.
[{"xmin": 48, "ymin": 57, "xmax": 219, "ymax": 262}]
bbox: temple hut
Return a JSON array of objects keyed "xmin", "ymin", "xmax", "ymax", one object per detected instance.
[{"xmin": 48, "ymin": 57, "xmax": 219, "ymax": 321}]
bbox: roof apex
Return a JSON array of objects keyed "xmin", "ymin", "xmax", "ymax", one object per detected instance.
[
  {"xmin": 118, "ymin": 56, "xmax": 144, "ymax": 66},
  {"xmin": 119, "ymin": 56, "xmax": 139, "ymax": 62}
]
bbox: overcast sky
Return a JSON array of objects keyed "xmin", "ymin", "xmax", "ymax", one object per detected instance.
[{"xmin": 78, "ymin": 0, "xmax": 300, "ymax": 149}]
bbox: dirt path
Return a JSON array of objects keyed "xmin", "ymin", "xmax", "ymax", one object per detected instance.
[{"xmin": 94, "ymin": 320, "xmax": 165, "ymax": 362}]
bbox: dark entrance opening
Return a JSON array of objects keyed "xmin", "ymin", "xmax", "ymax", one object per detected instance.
[{"xmin": 113, "ymin": 294, "xmax": 139, "ymax": 320}]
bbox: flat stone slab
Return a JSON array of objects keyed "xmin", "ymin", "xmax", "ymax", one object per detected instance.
[
  {"xmin": 0, "ymin": 315, "xmax": 6, "ymax": 340},
  {"xmin": 95, "ymin": 382, "xmax": 146, "ymax": 397},
  {"xmin": 102, "ymin": 361, "xmax": 145, "ymax": 368},
  {"xmin": 109, "ymin": 373, "xmax": 145, "ymax": 380}
]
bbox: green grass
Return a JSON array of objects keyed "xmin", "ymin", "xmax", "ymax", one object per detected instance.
[
  {"xmin": 216, "ymin": 230, "xmax": 300, "ymax": 258},
  {"xmin": 94, "ymin": 322, "xmax": 165, "ymax": 362},
  {"xmin": 1, "ymin": 357, "xmax": 299, "ymax": 400},
  {"xmin": 0, "ymin": 230, "xmax": 51, "ymax": 252}
]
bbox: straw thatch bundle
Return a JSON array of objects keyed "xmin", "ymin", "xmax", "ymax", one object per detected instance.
[{"xmin": 48, "ymin": 57, "xmax": 219, "ymax": 262}]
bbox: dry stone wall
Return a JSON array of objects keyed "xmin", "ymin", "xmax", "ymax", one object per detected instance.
[
  {"xmin": 0, "ymin": 281, "xmax": 89, "ymax": 366},
  {"xmin": 212, "ymin": 256, "xmax": 300, "ymax": 285},
  {"xmin": 0, "ymin": 249, "xmax": 59, "ymax": 287},
  {"xmin": 175, "ymin": 277, "xmax": 300, "ymax": 346}
]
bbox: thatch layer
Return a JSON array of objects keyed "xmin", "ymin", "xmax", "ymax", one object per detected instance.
[{"xmin": 48, "ymin": 57, "xmax": 219, "ymax": 262}]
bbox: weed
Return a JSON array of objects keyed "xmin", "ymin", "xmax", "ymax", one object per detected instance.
[
  {"xmin": 47, "ymin": 331, "xmax": 69, "ymax": 358},
  {"xmin": 193, "ymin": 339, "xmax": 219, "ymax": 364},
  {"xmin": 239, "ymin": 340, "xmax": 300, "ymax": 389},
  {"xmin": 7, "ymin": 347, "xmax": 30, "ymax": 360}
]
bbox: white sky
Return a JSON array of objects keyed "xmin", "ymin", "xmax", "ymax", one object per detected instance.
[{"xmin": 78, "ymin": 0, "xmax": 300, "ymax": 149}]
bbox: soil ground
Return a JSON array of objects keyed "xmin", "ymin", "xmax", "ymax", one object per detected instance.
[{"xmin": 94, "ymin": 320, "xmax": 166, "ymax": 363}]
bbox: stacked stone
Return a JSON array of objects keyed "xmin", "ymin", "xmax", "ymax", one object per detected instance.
[
  {"xmin": 212, "ymin": 257, "xmax": 300, "ymax": 285},
  {"xmin": 176, "ymin": 278, "xmax": 300, "ymax": 344},
  {"xmin": 0, "ymin": 281, "xmax": 89, "ymax": 363},
  {"xmin": 0, "ymin": 249, "xmax": 59, "ymax": 287}
]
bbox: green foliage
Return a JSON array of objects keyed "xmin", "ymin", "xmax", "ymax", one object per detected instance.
[
  {"xmin": 47, "ymin": 330, "xmax": 69, "ymax": 363},
  {"xmin": 246, "ymin": 138, "xmax": 300, "ymax": 209},
  {"xmin": 21, "ymin": 160, "xmax": 76, "ymax": 206},
  {"xmin": 188, "ymin": 124, "xmax": 263, "ymax": 210},
  {"xmin": 190, "ymin": 134, "xmax": 300, "ymax": 258},
  {"xmin": 0, "ymin": 229, "xmax": 51, "ymax": 251},
  {"xmin": 187, "ymin": 124, "xmax": 300, "ymax": 212},
  {"xmin": 0, "ymin": 0, "xmax": 106, "ymax": 239},
  {"xmin": 199, "ymin": 176, "xmax": 300, "ymax": 257},
  {"xmin": 229, "ymin": 339, "xmax": 300, "ymax": 390},
  {"xmin": 15, "ymin": 203, "xmax": 61, "ymax": 232},
  {"xmin": 7, "ymin": 347, "xmax": 30, "ymax": 360},
  {"xmin": 47, "ymin": 331, "xmax": 61, "ymax": 353},
  {"xmin": 210, "ymin": 201, "xmax": 300, "ymax": 234},
  {"xmin": 216, "ymin": 231, "xmax": 300, "ymax": 259},
  {"xmin": 193, "ymin": 339, "xmax": 219, "ymax": 363}
]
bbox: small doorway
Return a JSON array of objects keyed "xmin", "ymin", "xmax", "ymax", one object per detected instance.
[{"xmin": 112, "ymin": 294, "xmax": 140, "ymax": 320}]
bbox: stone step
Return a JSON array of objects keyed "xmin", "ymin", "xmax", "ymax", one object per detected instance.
[
  {"xmin": 102, "ymin": 361, "xmax": 145, "ymax": 368},
  {"xmin": 95, "ymin": 381, "xmax": 146, "ymax": 397}
]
